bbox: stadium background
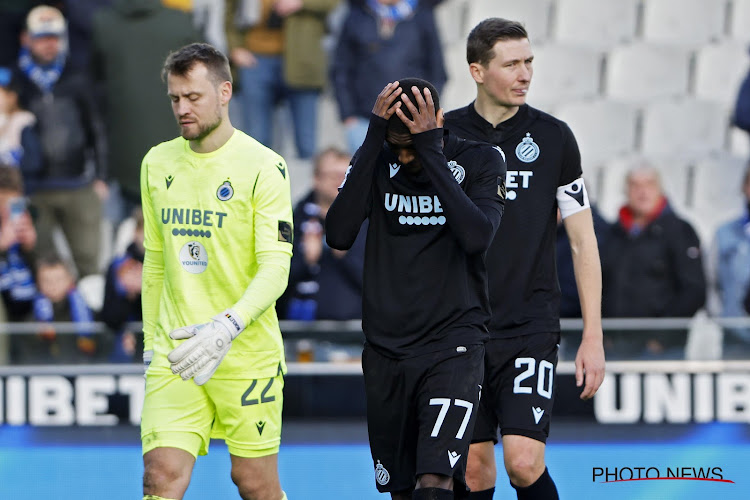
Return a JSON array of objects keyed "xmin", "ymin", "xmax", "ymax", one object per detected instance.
[{"xmin": 2, "ymin": 0, "xmax": 750, "ymax": 498}]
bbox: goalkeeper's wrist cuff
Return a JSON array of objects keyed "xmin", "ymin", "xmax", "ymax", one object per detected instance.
[{"xmin": 212, "ymin": 309, "xmax": 245, "ymax": 339}]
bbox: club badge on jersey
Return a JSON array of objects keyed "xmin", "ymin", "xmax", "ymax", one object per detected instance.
[
  {"xmin": 515, "ymin": 132, "xmax": 540, "ymax": 163},
  {"xmin": 217, "ymin": 180, "xmax": 234, "ymax": 201},
  {"xmin": 447, "ymin": 160, "xmax": 465, "ymax": 183}
]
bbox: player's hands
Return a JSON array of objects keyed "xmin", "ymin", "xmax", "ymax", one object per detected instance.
[
  {"xmin": 167, "ymin": 309, "xmax": 245, "ymax": 385},
  {"xmin": 395, "ymin": 85, "xmax": 444, "ymax": 134},
  {"xmin": 575, "ymin": 333, "xmax": 605, "ymax": 400},
  {"xmin": 372, "ymin": 81, "xmax": 402, "ymax": 120}
]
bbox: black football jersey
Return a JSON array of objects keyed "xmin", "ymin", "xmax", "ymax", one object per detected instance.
[
  {"xmin": 445, "ymin": 103, "xmax": 583, "ymax": 338},
  {"xmin": 327, "ymin": 121, "xmax": 506, "ymax": 359}
]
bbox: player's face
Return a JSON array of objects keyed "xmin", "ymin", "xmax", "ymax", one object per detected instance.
[
  {"xmin": 386, "ymin": 131, "xmax": 420, "ymax": 171},
  {"xmin": 626, "ymin": 171, "xmax": 663, "ymax": 217},
  {"xmin": 474, "ymin": 38, "xmax": 533, "ymax": 108},
  {"xmin": 167, "ymin": 63, "xmax": 223, "ymax": 141}
]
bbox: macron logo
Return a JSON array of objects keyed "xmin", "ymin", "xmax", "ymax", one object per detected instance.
[
  {"xmin": 389, "ymin": 163, "xmax": 401, "ymax": 178},
  {"xmin": 532, "ymin": 406, "xmax": 545, "ymax": 424},
  {"xmin": 448, "ymin": 451, "xmax": 461, "ymax": 468}
]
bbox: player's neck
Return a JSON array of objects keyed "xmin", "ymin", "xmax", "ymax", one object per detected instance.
[
  {"xmin": 189, "ymin": 119, "xmax": 235, "ymax": 154},
  {"xmin": 474, "ymin": 95, "xmax": 519, "ymax": 128}
]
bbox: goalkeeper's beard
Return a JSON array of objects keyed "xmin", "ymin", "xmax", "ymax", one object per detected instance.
[{"xmin": 180, "ymin": 104, "xmax": 222, "ymax": 141}]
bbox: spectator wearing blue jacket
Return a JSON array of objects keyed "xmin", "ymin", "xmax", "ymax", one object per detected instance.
[
  {"xmin": 713, "ymin": 163, "xmax": 750, "ymax": 358},
  {"xmin": 331, "ymin": 0, "xmax": 447, "ymax": 153}
]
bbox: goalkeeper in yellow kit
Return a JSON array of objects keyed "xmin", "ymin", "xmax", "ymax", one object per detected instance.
[{"xmin": 140, "ymin": 43, "xmax": 293, "ymax": 500}]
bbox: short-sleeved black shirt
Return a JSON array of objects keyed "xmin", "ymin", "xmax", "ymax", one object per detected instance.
[{"xmin": 445, "ymin": 103, "xmax": 583, "ymax": 338}]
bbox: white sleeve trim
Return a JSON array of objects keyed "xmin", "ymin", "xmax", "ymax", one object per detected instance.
[{"xmin": 556, "ymin": 178, "xmax": 590, "ymax": 219}]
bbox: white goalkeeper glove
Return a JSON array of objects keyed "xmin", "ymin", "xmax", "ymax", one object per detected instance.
[{"xmin": 167, "ymin": 309, "xmax": 245, "ymax": 385}]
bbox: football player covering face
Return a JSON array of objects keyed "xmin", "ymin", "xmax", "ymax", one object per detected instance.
[
  {"xmin": 167, "ymin": 62, "xmax": 233, "ymax": 153},
  {"xmin": 385, "ymin": 85, "xmax": 445, "ymax": 175},
  {"xmin": 470, "ymin": 37, "xmax": 534, "ymax": 126}
]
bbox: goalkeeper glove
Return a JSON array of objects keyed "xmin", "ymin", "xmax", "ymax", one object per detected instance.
[{"xmin": 167, "ymin": 309, "xmax": 245, "ymax": 385}]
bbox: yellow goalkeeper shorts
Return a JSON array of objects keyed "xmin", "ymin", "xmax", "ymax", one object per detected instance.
[{"xmin": 141, "ymin": 367, "xmax": 284, "ymax": 458}]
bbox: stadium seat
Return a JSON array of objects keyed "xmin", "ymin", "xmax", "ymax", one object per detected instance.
[
  {"xmin": 553, "ymin": 0, "xmax": 639, "ymax": 49},
  {"xmin": 640, "ymin": 99, "xmax": 728, "ymax": 161},
  {"xmin": 112, "ymin": 216, "xmax": 136, "ymax": 259},
  {"xmin": 642, "ymin": 0, "xmax": 726, "ymax": 47},
  {"xmin": 555, "ymin": 100, "xmax": 638, "ymax": 167},
  {"xmin": 77, "ymin": 274, "xmax": 106, "ymax": 313},
  {"xmin": 435, "ymin": 0, "xmax": 470, "ymax": 48},
  {"xmin": 595, "ymin": 156, "xmax": 635, "ymax": 221},
  {"xmin": 525, "ymin": 45, "xmax": 603, "ymax": 109},
  {"xmin": 441, "ymin": 43, "xmax": 476, "ymax": 112},
  {"xmin": 466, "ymin": 0, "xmax": 553, "ymax": 44},
  {"xmin": 730, "ymin": 127, "xmax": 750, "ymax": 158},
  {"xmin": 605, "ymin": 43, "xmax": 691, "ymax": 102},
  {"xmin": 694, "ymin": 41, "xmax": 750, "ymax": 108},
  {"xmin": 690, "ymin": 154, "xmax": 748, "ymax": 243},
  {"xmin": 730, "ymin": 0, "xmax": 750, "ymax": 44}
]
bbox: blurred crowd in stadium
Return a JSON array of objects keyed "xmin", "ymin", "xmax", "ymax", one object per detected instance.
[{"xmin": 0, "ymin": 0, "xmax": 748, "ymax": 365}]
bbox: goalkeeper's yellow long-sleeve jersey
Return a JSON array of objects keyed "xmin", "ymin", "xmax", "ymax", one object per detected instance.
[{"xmin": 140, "ymin": 129, "xmax": 293, "ymax": 379}]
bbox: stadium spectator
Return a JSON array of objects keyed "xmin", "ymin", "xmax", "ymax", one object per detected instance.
[
  {"xmin": 712, "ymin": 163, "xmax": 750, "ymax": 358},
  {"xmin": 140, "ymin": 43, "xmax": 291, "ymax": 500},
  {"xmin": 91, "ymin": 0, "xmax": 201, "ymax": 222},
  {"xmin": 0, "ymin": 165, "xmax": 38, "ymax": 323},
  {"xmin": 326, "ymin": 78, "xmax": 506, "ymax": 499},
  {"xmin": 100, "ymin": 206, "xmax": 144, "ymax": 363},
  {"xmin": 13, "ymin": 5, "xmax": 108, "ymax": 278},
  {"xmin": 12, "ymin": 254, "xmax": 97, "ymax": 364},
  {"xmin": 61, "ymin": 0, "xmax": 115, "ymax": 72},
  {"xmin": 602, "ymin": 164, "xmax": 706, "ymax": 359},
  {"xmin": 331, "ymin": 0, "xmax": 447, "ymax": 154},
  {"xmin": 225, "ymin": 0, "xmax": 339, "ymax": 159},
  {"xmin": 280, "ymin": 146, "xmax": 365, "ymax": 321},
  {"xmin": 0, "ymin": 67, "xmax": 42, "ymax": 172},
  {"xmin": 444, "ymin": 18, "xmax": 605, "ymax": 500}
]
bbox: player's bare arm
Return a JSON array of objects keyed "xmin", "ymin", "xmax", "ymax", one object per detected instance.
[{"xmin": 564, "ymin": 210, "xmax": 606, "ymax": 400}]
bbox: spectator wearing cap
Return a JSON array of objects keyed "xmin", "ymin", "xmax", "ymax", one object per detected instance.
[
  {"xmin": 12, "ymin": 5, "xmax": 108, "ymax": 278},
  {"xmin": 0, "ymin": 66, "xmax": 42, "ymax": 174}
]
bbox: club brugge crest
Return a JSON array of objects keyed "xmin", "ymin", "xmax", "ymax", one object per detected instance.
[
  {"xmin": 375, "ymin": 460, "xmax": 390, "ymax": 485},
  {"xmin": 515, "ymin": 132, "xmax": 540, "ymax": 163},
  {"xmin": 448, "ymin": 160, "xmax": 465, "ymax": 183},
  {"xmin": 217, "ymin": 180, "xmax": 234, "ymax": 201}
]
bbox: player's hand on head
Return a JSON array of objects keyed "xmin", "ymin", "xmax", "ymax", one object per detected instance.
[
  {"xmin": 167, "ymin": 309, "xmax": 245, "ymax": 385},
  {"xmin": 396, "ymin": 86, "xmax": 442, "ymax": 134},
  {"xmin": 372, "ymin": 81, "xmax": 402, "ymax": 119},
  {"xmin": 575, "ymin": 334, "xmax": 606, "ymax": 400}
]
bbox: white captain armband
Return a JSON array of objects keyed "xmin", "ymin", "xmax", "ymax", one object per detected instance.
[{"xmin": 556, "ymin": 178, "xmax": 590, "ymax": 219}]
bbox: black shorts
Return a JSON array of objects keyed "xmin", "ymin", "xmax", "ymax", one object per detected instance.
[
  {"xmin": 472, "ymin": 332, "xmax": 560, "ymax": 444},
  {"xmin": 363, "ymin": 343, "xmax": 484, "ymax": 496}
]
